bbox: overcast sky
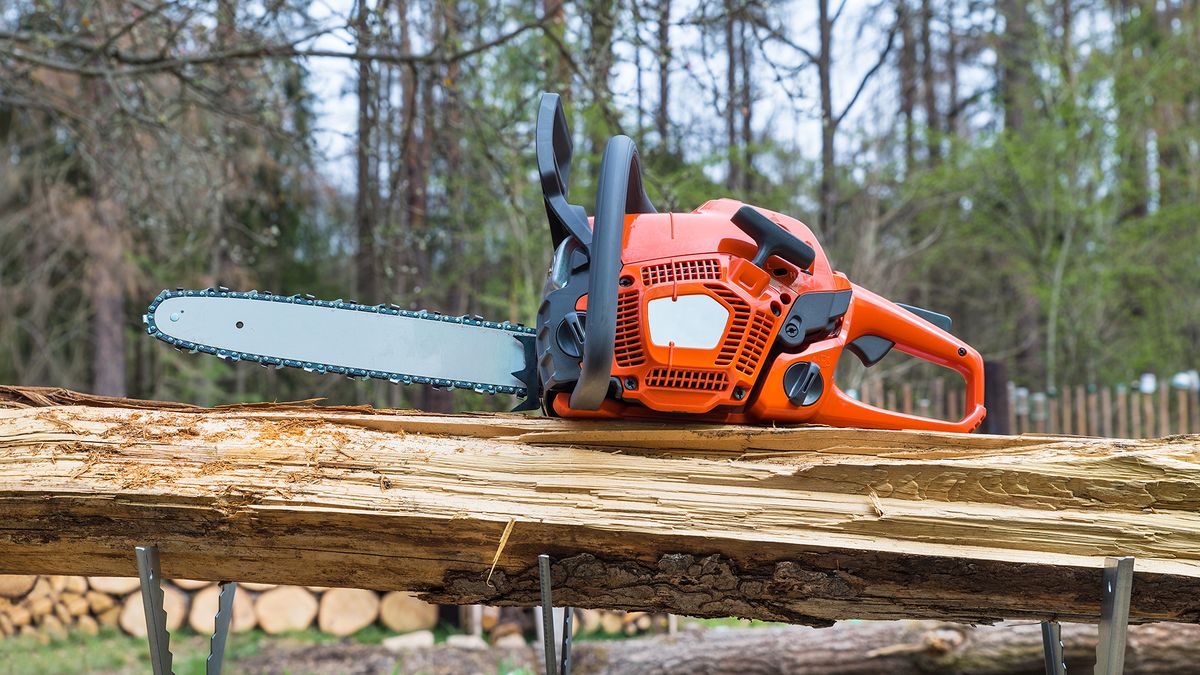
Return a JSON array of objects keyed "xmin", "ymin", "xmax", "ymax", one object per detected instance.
[{"xmin": 300, "ymin": 0, "xmax": 915, "ymax": 191}]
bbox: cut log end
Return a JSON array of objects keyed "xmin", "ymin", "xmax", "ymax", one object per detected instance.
[
  {"xmin": 0, "ymin": 575, "xmax": 38, "ymax": 600},
  {"xmin": 117, "ymin": 585, "xmax": 187, "ymax": 637},
  {"xmin": 188, "ymin": 584, "xmax": 257, "ymax": 634},
  {"xmin": 254, "ymin": 586, "xmax": 318, "ymax": 635},
  {"xmin": 318, "ymin": 588, "xmax": 380, "ymax": 637},
  {"xmin": 379, "ymin": 591, "xmax": 439, "ymax": 633}
]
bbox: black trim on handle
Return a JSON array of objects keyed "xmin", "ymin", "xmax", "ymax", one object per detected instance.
[
  {"xmin": 536, "ymin": 93, "xmax": 592, "ymax": 248},
  {"xmin": 568, "ymin": 135, "xmax": 656, "ymax": 410}
]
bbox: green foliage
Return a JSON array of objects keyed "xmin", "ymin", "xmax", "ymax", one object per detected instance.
[{"xmin": 1, "ymin": 0, "xmax": 1197, "ymax": 408}]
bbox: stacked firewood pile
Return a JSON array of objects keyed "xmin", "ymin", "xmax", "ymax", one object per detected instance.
[
  {"xmin": 481, "ymin": 606, "xmax": 670, "ymax": 643},
  {"xmin": 1, "ymin": 574, "xmax": 670, "ymax": 644},
  {"xmin": 0, "ymin": 574, "xmax": 438, "ymax": 643}
]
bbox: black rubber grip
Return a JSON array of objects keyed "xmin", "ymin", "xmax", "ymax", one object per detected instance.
[
  {"xmin": 536, "ymin": 93, "xmax": 592, "ymax": 248},
  {"xmin": 568, "ymin": 135, "xmax": 655, "ymax": 411},
  {"xmin": 731, "ymin": 205, "xmax": 817, "ymax": 270}
]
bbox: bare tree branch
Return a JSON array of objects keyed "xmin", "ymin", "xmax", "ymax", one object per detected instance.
[
  {"xmin": 0, "ymin": 8, "xmax": 553, "ymax": 79},
  {"xmin": 835, "ymin": 21, "xmax": 898, "ymax": 125}
]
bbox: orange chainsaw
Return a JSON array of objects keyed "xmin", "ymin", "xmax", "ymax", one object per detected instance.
[{"xmin": 145, "ymin": 93, "xmax": 986, "ymax": 432}]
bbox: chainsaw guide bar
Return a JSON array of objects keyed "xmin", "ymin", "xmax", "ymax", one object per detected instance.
[{"xmin": 144, "ymin": 288, "xmax": 537, "ymax": 399}]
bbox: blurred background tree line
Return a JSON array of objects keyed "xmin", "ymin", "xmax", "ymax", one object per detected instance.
[{"xmin": 0, "ymin": 0, "xmax": 1197, "ymax": 410}]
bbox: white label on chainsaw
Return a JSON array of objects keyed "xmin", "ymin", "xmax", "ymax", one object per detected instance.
[{"xmin": 646, "ymin": 294, "xmax": 730, "ymax": 350}]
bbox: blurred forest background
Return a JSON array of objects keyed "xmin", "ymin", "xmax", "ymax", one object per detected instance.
[{"xmin": 1, "ymin": 0, "xmax": 1197, "ymax": 411}]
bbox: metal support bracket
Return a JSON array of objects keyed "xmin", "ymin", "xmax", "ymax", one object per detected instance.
[
  {"xmin": 1041, "ymin": 620, "xmax": 1065, "ymax": 675},
  {"xmin": 135, "ymin": 545, "xmax": 237, "ymax": 675},
  {"xmin": 1095, "ymin": 556, "xmax": 1134, "ymax": 675},
  {"xmin": 538, "ymin": 554, "xmax": 573, "ymax": 675},
  {"xmin": 1040, "ymin": 556, "xmax": 1135, "ymax": 675}
]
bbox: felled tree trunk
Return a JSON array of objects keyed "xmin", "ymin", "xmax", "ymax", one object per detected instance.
[
  {"xmin": 2, "ymin": 386, "xmax": 1200, "ymax": 625},
  {"xmin": 570, "ymin": 621, "xmax": 1200, "ymax": 675}
]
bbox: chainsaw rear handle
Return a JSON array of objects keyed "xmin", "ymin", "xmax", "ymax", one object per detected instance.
[
  {"xmin": 821, "ymin": 284, "xmax": 987, "ymax": 432},
  {"xmin": 536, "ymin": 93, "xmax": 592, "ymax": 248},
  {"xmin": 569, "ymin": 134, "xmax": 656, "ymax": 411}
]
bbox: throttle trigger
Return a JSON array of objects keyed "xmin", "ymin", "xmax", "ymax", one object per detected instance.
[{"xmin": 847, "ymin": 335, "xmax": 894, "ymax": 367}]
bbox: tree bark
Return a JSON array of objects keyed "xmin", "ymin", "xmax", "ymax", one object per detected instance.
[
  {"xmin": 919, "ymin": 0, "xmax": 940, "ymax": 163},
  {"xmin": 2, "ymin": 386, "xmax": 1200, "ymax": 626},
  {"xmin": 85, "ymin": 188, "xmax": 127, "ymax": 398},
  {"xmin": 571, "ymin": 621, "xmax": 1200, "ymax": 674},
  {"xmin": 898, "ymin": 0, "xmax": 917, "ymax": 171},
  {"xmin": 817, "ymin": 0, "xmax": 835, "ymax": 236},
  {"xmin": 655, "ymin": 0, "xmax": 671, "ymax": 152},
  {"xmin": 354, "ymin": 0, "xmax": 378, "ymax": 304},
  {"xmin": 724, "ymin": 2, "xmax": 741, "ymax": 192},
  {"xmin": 586, "ymin": 0, "xmax": 618, "ymax": 157},
  {"xmin": 738, "ymin": 19, "xmax": 753, "ymax": 192},
  {"xmin": 996, "ymin": 0, "xmax": 1035, "ymax": 132}
]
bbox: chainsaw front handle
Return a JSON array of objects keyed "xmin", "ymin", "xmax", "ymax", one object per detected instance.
[
  {"xmin": 819, "ymin": 284, "xmax": 987, "ymax": 433},
  {"xmin": 568, "ymin": 134, "xmax": 656, "ymax": 411}
]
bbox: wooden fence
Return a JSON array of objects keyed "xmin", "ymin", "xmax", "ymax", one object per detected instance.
[{"xmin": 856, "ymin": 376, "xmax": 1200, "ymax": 438}]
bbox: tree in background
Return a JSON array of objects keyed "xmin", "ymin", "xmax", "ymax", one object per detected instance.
[{"xmin": 0, "ymin": 0, "xmax": 1196, "ymax": 409}]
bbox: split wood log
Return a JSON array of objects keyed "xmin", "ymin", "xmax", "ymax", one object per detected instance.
[
  {"xmin": 570, "ymin": 621, "xmax": 1200, "ymax": 675},
  {"xmin": 76, "ymin": 613, "xmax": 99, "ymax": 637},
  {"xmin": 254, "ymin": 586, "xmax": 318, "ymax": 635},
  {"xmin": 59, "ymin": 592, "xmax": 89, "ymax": 617},
  {"xmin": 599, "ymin": 612, "xmax": 623, "ymax": 636},
  {"xmin": 87, "ymin": 577, "xmax": 140, "ymax": 595},
  {"xmin": 117, "ymin": 585, "xmax": 187, "ymax": 637},
  {"xmin": 52, "ymin": 601, "xmax": 72, "ymax": 625},
  {"xmin": 62, "ymin": 576, "xmax": 88, "ymax": 594},
  {"xmin": 85, "ymin": 590, "xmax": 115, "ymax": 614},
  {"xmin": 7, "ymin": 604, "xmax": 31, "ymax": 627},
  {"xmin": 479, "ymin": 605, "xmax": 500, "ymax": 632},
  {"xmin": 188, "ymin": 584, "xmax": 256, "ymax": 634},
  {"xmin": 0, "ymin": 575, "xmax": 37, "ymax": 600},
  {"xmin": 577, "ymin": 609, "xmax": 602, "ymax": 634},
  {"xmin": 379, "ymin": 591, "xmax": 439, "ymax": 633},
  {"xmin": 318, "ymin": 588, "xmax": 380, "ymax": 636},
  {"xmin": 24, "ymin": 595, "xmax": 52, "ymax": 620},
  {"xmin": 96, "ymin": 605, "xmax": 121, "ymax": 627},
  {"xmin": 173, "ymin": 579, "xmax": 213, "ymax": 590},
  {"xmin": 39, "ymin": 613, "xmax": 66, "ymax": 641},
  {"xmin": 3, "ymin": 386, "xmax": 1200, "ymax": 625}
]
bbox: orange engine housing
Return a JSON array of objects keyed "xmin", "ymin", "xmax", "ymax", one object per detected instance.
[
  {"xmin": 533, "ymin": 91, "xmax": 983, "ymax": 432},
  {"xmin": 552, "ymin": 198, "xmax": 844, "ymax": 418},
  {"xmin": 548, "ymin": 198, "xmax": 986, "ymax": 432},
  {"xmin": 603, "ymin": 199, "xmax": 842, "ymax": 415}
]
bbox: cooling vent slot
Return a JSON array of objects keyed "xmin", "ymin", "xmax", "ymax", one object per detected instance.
[
  {"xmin": 704, "ymin": 284, "xmax": 751, "ymax": 366},
  {"xmin": 645, "ymin": 368, "xmax": 728, "ymax": 391},
  {"xmin": 737, "ymin": 310, "xmax": 775, "ymax": 376},
  {"xmin": 641, "ymin": 258, "xmax": 721, "ymax": 286},
  {"xmin": 614, "ymin": 290, "xmax": 645, "ymax": 367}
]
